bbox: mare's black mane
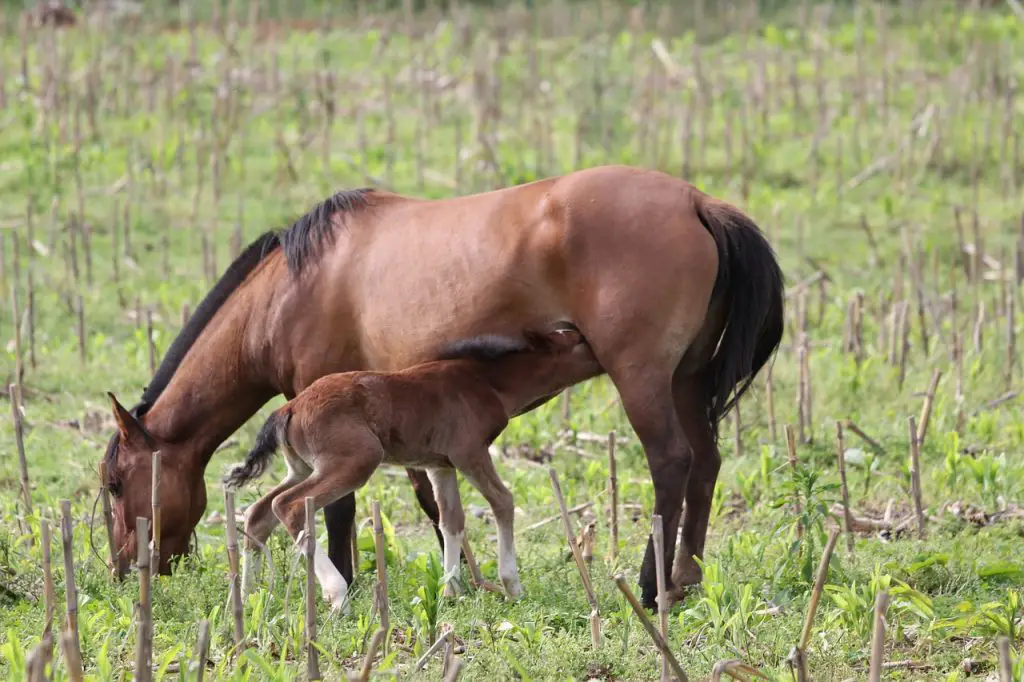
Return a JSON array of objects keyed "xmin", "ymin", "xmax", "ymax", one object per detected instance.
[{"xmin": 104, "ymin": 188, "xmax": 373, "ymax": 476}]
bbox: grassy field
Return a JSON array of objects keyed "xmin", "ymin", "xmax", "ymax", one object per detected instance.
[{"xmin": 1, "ymin": 0, "xmax": 1023, "ymax": 679}]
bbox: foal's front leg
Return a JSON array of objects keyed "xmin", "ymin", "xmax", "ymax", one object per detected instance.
[
  {"xmin": 425, "ymin": 468, "xmax": 466, "ymax": 597},
  {"xmin": 456, "ymin": 450, "xmax": 523, "ymax": 599}
]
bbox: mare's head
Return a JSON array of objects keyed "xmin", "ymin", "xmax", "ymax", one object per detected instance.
[{"xmin": 102, "ymin": 393, "xmax": 206, "ymax": 578}]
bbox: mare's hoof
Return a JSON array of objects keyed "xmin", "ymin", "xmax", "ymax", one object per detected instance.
[{"xmin": 671, "ymin": 560, "xmax": 703, "ymax": 589}]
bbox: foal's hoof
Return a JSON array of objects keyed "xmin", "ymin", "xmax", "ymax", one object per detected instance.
[
  {"xmin": 324, "ymin": 589, "xmax": 351, "ymax": 617},
  {"xmin": 442, "ymin": 580, "xmax": 465, "ymax": 598}
]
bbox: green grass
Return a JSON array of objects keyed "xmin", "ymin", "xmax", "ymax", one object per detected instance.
[{"xmin": 1, "ymin": 0, "xmax": 1023, "ymax": 680}]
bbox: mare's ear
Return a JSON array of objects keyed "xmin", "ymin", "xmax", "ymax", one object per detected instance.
[{"xmin": 108, "ymin": 392, "xmax": 147, "ymax": 445}]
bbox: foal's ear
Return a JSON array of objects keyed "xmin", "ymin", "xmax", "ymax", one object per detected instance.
[{"xmin": 108, "ymin": 392, "xmax": 146, "ymax": 444}]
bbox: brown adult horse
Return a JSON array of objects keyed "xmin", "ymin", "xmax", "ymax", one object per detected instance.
[{"xmin": 101, "ymin": 165, "xmax": 783, "ymax": 609}]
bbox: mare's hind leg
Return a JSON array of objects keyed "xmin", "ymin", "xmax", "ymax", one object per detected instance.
[
  {"xmin": 455, "ymin": 450, "xmax": 523, "ymax": 599},
  {"xmin": 324, "ymin": 494, "xmax": 357, "ymax": 586},
  {"xmin": 669, "ymin": 374, "xmax": 722, "ymax": 603},
  {"xmin": 604, "ymin": 362, "xmax": 694, "ymax": 611},
  {"xmin": 425, "ymin": 468, "xmax": 466, "ymax": 597}
]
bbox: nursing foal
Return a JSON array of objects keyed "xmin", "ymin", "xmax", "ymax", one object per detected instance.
[{"xmin": 223, "ymin": 324, "xmax": 599, "ymax": 612}]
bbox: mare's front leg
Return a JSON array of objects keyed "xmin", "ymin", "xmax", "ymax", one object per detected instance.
[
  {"xmin": 323, "ymin": 494, "xmax": 358, "ymax": 585},
  {"xmin": 425, "ymin": 468, "xmax": 466, "ymax": 597}
]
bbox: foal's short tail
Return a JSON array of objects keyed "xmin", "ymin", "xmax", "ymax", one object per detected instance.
[
  {"xmin": 222, "ymin": 408, "xmax": 291, "ymax": 489},
  {"xmin": 695, "ymin": 194, "xmax": 785, "ymax": 435}
]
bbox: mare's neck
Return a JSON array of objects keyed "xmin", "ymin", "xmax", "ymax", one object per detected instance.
[{"xmin": 141, "ymin": 293, "xmax": 278, "ymax": 471}]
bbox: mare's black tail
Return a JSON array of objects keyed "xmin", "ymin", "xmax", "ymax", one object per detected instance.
[{"xmin": 695, "ymin": 194, "xmax": 785, "ymax": 436}]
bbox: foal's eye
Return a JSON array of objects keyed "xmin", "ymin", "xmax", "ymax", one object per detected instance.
[{"xmin": 107, "ymin": 481, "xmax": 122, "ymax": 498}]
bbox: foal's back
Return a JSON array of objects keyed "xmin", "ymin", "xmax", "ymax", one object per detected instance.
[{"xmin": 288, "ymin": 362, "xmax": 506, "ymax": 468}]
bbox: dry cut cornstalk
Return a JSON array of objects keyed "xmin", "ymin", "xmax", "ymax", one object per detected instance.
[
  {"xmin": 548, "ymin": 468, "xmax": 601, "ymax": 649},
  {"xmin": 710, "ymin": 659, "xmax": 771, "ymax": 681},
  {"xmin": 996, "ymin": 635, "xmax": 1013, "ymax": 682},
  {"xmin": 835, "ymin": 422, "xmax": 855, "ymax": 555},
  {"xmin": 99, "ymin": 462, "xmax": 118, "ymax": 574},
  {"xmin": 40, "ymin": 518, "xmax": 56, "ymax": 661},
  {"xmin": 194, "ymin": 620, "xmax": 211, "ymax": 682},
  {"xmin": 372, "ymin": 500, "xmax": 389, "ymax": 636},
  {"xmin": 525, "ymin": 501, "xmax": 593, "ymax": 532},
  {"xmin": 607, "ymin": 430, "xmax": 619, "ymax": 561},
  {"xmin": 150, "ymin": 451, "xmax": 161, "ymax": 577},
  {"xmin": 357, "ymin": 628, "xmax": 386, "ymax": 682},
  {"xmin": 9, "ymin": 383, "xmax": 34, "ymax": 541},
  {"xmin": 799, "ymin": 526, "xmax": 840, "ymax": 651},
  {"xmin": 460, "ymin": 538, "xmax": 503, "ymax": 595},
  {"xmin": 907, "ymin": 417, "xmax": 926, "ymax": 539},
  {"xmin": 134, "ymin": 517, "xmax": 152, "ymax": 682},
  {"xmin": 916, "ymin": 369, "xmax": 942, "ymax": 448},
  {"xmin": 784, "ymin": 425, "xmax": 803, "ymax": 539},
  {"xmin": 59, "ymin": 500, "xmax": 84, "ymax": 682},
  {"xmin": 613, "ymin": 576, "xmax": 689, "ymax": 681},
  {"xmin": 442, "ymin": 657, "xmax": 464, "ymax": 682},
  {"xmin": 868, "ymin": 590, "xmax": 890, "ymax": 682},
  {"xmin": 223, "ymin": 489, "xmax": 244, "ymax": 651},
  {"xmin": 304, "ymin": 498, "xmax": 321, "ymax": 680},
  {"xmin": 652, "ymin": 515, "xmax": 670, "ymax": 682},
  {"xmin": 413, "ymin": 628, "xmax": 453, "ymax": 672}
]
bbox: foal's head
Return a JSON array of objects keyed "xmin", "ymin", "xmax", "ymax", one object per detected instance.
[
  {"xmin": 439, "ymin": 323, "xmax": 600, "ymax": 415},
  {"xmin": 102, "ymin": 393, "xmax": 204, "ymax": 578}
]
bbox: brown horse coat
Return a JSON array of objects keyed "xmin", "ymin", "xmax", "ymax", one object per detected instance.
[
  {"xmin": 102, "ymin": 165, "xmax": 783, "ymax": 609},
  {"xmin": 222, "ymin": 325, "xmax": 598, "ymax": 610}
]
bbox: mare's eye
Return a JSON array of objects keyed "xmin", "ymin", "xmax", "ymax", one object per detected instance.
[{"xmin": 107, "ymin": 481, "xmax": 122, "ymax": 498}]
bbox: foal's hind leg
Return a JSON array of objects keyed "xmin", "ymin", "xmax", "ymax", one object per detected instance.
[
  {"xmin": 669, "ymin": 374, "xmax": 722, "ymax": 603},
  {"xmin": 240, "ymin": 458, "xmax": 312, "ymax": 599},
  {"xmin": 425, "ymin": 468, "xmax": 466, "ymax": 597},
  {"xmin": 271, "ymin": 433, "xmax": 383, "ymax": 613}
]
